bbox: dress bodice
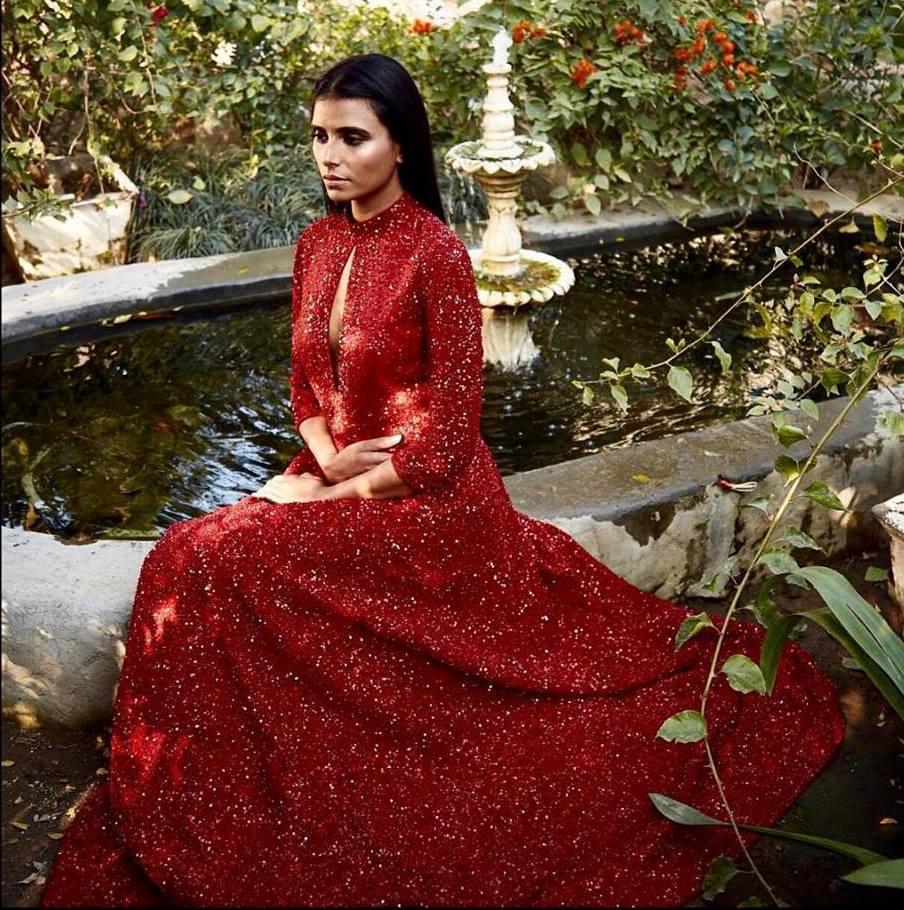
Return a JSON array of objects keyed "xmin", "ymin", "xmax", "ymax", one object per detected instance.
[{"xmin": 290, "ymin": 189, "xmax": 485, "ymax": 494}]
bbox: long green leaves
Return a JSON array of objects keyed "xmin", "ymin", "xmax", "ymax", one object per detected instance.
[{"xmin": 649, "ymin": 793, "xmax": 890, "ymax": 868}]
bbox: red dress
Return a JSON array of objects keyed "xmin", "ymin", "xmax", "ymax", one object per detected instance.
[{"xmin": 40, "ymin": 189, "xmax": 844, "ymax": 907}]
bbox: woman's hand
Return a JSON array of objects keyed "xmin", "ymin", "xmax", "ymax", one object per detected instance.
[
  {"xmin": 249, "ymin": 472, "xmax": 328, "ymax": 504},
  {"xmin": 321, "ymin": 434, "xmax": 403, "ymax": 484}
]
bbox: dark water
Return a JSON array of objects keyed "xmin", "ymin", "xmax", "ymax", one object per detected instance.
[{"xmin": 2, "ymin": 228, "xmax": 897, "ymax": 538}]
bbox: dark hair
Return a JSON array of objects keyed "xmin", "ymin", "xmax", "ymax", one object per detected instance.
[{"xmin": 310, "ymin": 54, "xmax": 448, "ymax": 225}]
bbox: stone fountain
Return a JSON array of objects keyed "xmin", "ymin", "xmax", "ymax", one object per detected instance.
[{"xmin": 445, "ymin": 27, "xmax": 575, "ymax": 368}]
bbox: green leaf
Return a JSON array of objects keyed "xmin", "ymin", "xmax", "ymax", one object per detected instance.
[
  {"xmin": 674, "ymin": 611, "xmax": 715, "ymax": 651},
  {"xmin": 807, "ymin": 608, "xmax": 904, "ymax": 721},
  {"xmin": 709, "ymin": 340, "xmax": 732, "ymax": 374},
  {"xmin": 609, "ymin": 383, "xmax": 628, "ymax": 412},
  {"xmin": 865, "ymin": 566, "xmax": 889, "ymax": 582},
  {"xmin": 761, "ymin": 612, "xmax": 803, "ymax": 694},
  {"xmin": 251, "ymin": 14, "xmax": 272, "ymax": 32},
  {"xmin": 648, "ymin": 794, "xmax": 889, "ymax": 865},
  {"xmin": 741, "ymin": 495, "xmax": 772, "ymax": 515},
  {"xmin": 873, "ymin": 214, "xmax": 888, "ymax": 243},
  {"xmin": 775, "ymin": 526, "xmax": 823, "ymax": 551},
  {"xmin": 799, "ymin": 398, "xmax": 819, "ymax": 420},
  {"xmin": 581, "ymin": 385, "xmax": 595, "ymax": 405},
  {"xmin": 775, "ymin": 455, "xmax": 804, "ymax": 485},
  {"xmin": 118, "ymin": 45, "xmax": 139, "ymax": 62},
  {"xmin": 803, "ymin": 480, "xmax": 846, "ymax": 511},
  {"xmin": 757, "ymin": 549, "xmax": 801, "ymax": 576},
  {"xmin": 773, "ymin": 421, "xmax": 808, "ymax": 447},
  {"xmin": 721, "ymin": 653, "xmax": 768, "ymax": 694},
  {"xmin": 595, "ymin": 147, "xmax": 612, "ymax": 169},
  {"xmin": 656, "ymin": 710, "xmax": 707, "ymax": 743},
  {"xmin": 841, "ymin": 857, "xmax": 904, "ymax": 889},
  {"xmin": 787, "ymin": 566, "xmax": 904, "ymax": 698},
  {"xmin": 830, "ymin": 304, "xmax": 854, "ymax": 334},
  {"xmin": 819, "ymin": 367, "xmax": 851, "ymax": 395},
  {"xmin": 571, "ymin": 141, "xmax": 589, "ymax": 166},
  {"xmin": 166, "ymin": 189, "xmax": 193, "ymax": 205},
  {"xmin": 703, "ymin": 856, "xmax": 738, "ymax": 901},
  {"xmin": 667, "ymin": 365, "xmax": 693, "ymax": 401}
]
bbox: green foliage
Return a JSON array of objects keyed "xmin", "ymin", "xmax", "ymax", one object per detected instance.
[
  {"xmin": 410, "ymin": 0, "xmax": 904, "ymax": 217},
  {"xmin": 4, "ymin": 0, "xmax": 902, "ymax": 225},
  {"xmin": 127, "ymin": 147, "xmax": 324, "ymax": 260},
  {"xmin": 649, "ymin": 793, "xmax": 893, "ymax": 868}
]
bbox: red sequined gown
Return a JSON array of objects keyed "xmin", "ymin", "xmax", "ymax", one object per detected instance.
[{"xmin": 40, "ymin": 189, "xmax": 844, "ymax": 907}]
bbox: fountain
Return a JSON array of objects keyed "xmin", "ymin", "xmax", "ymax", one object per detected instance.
[{"xmin": 445, "ymin": 27, "xmax": 575, "ymax": 369}]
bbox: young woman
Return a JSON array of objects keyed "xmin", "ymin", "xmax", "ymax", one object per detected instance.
[{"xmin": 40, "ymin": 54, "xmax": 844, "ymax": 907}]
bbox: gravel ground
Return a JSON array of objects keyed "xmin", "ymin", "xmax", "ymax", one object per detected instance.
[{"xmin": 2, "ymin": 546, "xmax": 902, "ymax": 908}]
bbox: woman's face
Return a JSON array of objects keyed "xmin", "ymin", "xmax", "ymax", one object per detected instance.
[{"xmin": 310, "ymin": 97, "xmax": 403, "ymax": 204}]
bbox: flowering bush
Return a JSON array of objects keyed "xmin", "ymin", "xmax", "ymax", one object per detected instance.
[
  {"xmin": 402, "ymin": 0, "xmax": 903, "ymax": 217},
  {"xmin": 4, "ymin": 0, "xmax": 900, "ymax": 229}
]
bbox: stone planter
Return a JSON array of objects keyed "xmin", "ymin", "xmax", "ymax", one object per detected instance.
[
  {"xmin": 1, "ymin": 154, "xmax": 138, "ymax": 280},
  {"xmin": 871, "ymin": 493, "xmax": 904, "ymax": 609}
]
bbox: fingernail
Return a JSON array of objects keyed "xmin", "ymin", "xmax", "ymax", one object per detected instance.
[{"xmin": 391, "ymin": 433, "xmax": 403, "ymax": 442}]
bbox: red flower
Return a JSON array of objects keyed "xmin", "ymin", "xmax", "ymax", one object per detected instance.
[
  {"xmin": 411, "ymin": 19, "xmax": 434, "ymax": 35},
  {"xmin": 570, "ymin": 58, "xmax": 597, "ymax": 88},
  {"xmin": 613, "ymin": 19, "xmax": 645, "ymax": 46},
  {"xmin": 677, "ymin": 15, "xmax": 687, "ymax": 26},
  {"xmin": 151, "ymin": 5, "xmax": 167, "ymax": 22},
  {"xmin": 745, "ymin": 11, "xmax": 758, "ymax": 23},
  {"xmin": 700, "ymin": 59, "xmax": 717, "ymax": 74},
  {"xmin": 723, "ymin": 78, "xmax": 736, "ymax": 92}
]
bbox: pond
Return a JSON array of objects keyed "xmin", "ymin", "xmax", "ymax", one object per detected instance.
[{"xmin": 2, "ymin": 227, "xmax": 895, "ymax": 539}]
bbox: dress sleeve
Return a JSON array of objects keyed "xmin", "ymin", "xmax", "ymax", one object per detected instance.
[
  {"xmin": 290, "ymin": 232, "xmax": 323, "ymax": 430},
  {"xmin": 390, "ymin": 234, "xmax": 484, "ymax": 493}
]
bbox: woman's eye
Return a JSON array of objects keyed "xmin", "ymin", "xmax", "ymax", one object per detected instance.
[{"xmin": 311, "ymin": 133, "xmax": 362, "ymax": 145}]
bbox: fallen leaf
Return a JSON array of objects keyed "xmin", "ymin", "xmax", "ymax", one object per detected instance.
[
  {"xmin": 805, "ymin": 199, "xmax": 830, "ymax": 218},
  {"xmin": 10, "ymin": 821, "xmax": 29, "ymax": 830},
  {"xmin": 16, "ymin": 871, "xmax": 40, "ymax": 885},
  {"xmin": 632, "ymin": 473, "xmax": 651, "ymax": 483},
  {"xmin": 96, "ymin": 767, "xmax": 109, "ymax": 776},
  {"xmin": 2, "ymin": 759, "xmax": 15, "ymax": 767},
  {"xmin": 47, "ymin": 832, "xmax": 65, "ymax": 840},
  {"xmin": 879, "ymin": 817, "xmax": 898, "ymax": 825}
]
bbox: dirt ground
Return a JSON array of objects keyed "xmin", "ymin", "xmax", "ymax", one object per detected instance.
[{"xmin": 2, "ymin": 546, "xmax": 902, "ymax": 908}]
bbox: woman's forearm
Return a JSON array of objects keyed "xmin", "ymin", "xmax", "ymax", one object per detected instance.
[
  {"xmin": 320, "ymin": 455, "xmax": 413, "ymax": 500},
  {"xmin": 298, "ymin": 415, "xmax": 338, "ymax": 468}
]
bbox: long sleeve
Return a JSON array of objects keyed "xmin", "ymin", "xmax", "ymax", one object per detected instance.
[
  {"xmin": 290, "ymin": 232, "xmax": 323, "ymax": 430},
  {"xmin": 391, "ymin": 235, "xmax": 484, "ymax": 493}
]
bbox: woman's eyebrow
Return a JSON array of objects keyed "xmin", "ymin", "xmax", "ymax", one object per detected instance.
[{"xmin": 310, "ymin": 125, "xmax": 371, "ymax": 135}]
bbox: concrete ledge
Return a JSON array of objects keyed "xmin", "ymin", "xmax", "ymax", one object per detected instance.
[
  {"xmin": 4, "ymin": 188, "xmax": 902, "ymax": 358},
  {"xmin": 3, "ymin": 385, "xmax": 900, "ymax": 729}
]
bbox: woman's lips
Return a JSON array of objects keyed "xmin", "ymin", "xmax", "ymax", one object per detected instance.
[{"xmin": 325, "ymin": 176, "xmax": 349, "ymax": 183}]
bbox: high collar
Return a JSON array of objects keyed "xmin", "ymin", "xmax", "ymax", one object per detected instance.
[{"xmin": 341, "ymin": 188, "xmax": 416, "ymax": 238}]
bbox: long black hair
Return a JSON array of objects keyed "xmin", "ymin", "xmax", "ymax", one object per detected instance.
[{"xmin": 310, "ymin": 54, "xmax": 448, "ymax": 225}]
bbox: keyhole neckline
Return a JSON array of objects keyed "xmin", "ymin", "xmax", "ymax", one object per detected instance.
[{"xmin": 328, "ymin": 244, "xmax": 356, "ymax": 392}]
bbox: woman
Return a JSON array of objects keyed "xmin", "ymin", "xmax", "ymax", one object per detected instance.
[{"xmin": 40, "ymin": 54, "xmax": 844, "ymax": 907}]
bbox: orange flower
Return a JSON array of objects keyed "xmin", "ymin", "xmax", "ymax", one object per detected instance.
[
  {"xmin": 700, "ymin": 59, "xmax": 717, "ymax": 74},
  {"xmin": 722, "ymin": 53, "xmax": 735, "ymax": 66},
  {"xmin": 678, "ymin": 15, "xmax": 687, "ymax": 26},
  {"xmin": 745, "ymin": 10, "xmax": 758, "ymax": 23},
  {"xmin": 613, "ymin": 19, "xmax": 645, "ymax": 45},
  {"xmin": 723, "ymin": 78, "xmax": 736, "ymax": 92},
  {"xmin": 570, "ymin": 58, "xmax": 597, "ymax": 88},
  {"xmin": 411, "ymin": 19, "xmax": 434, "ymax": 35},
  {"xmin": 512, "ymin": 20, "xmax": 528, "ymax": 43}
]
